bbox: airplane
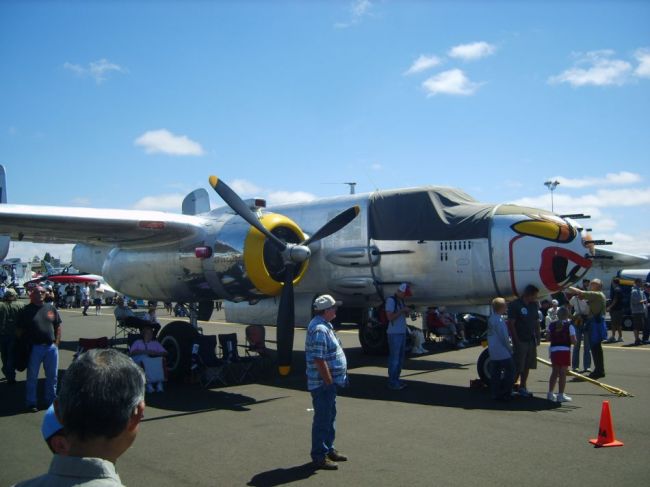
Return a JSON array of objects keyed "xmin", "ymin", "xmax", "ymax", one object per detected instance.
[
  {"xmin": 0, "ymin": 164, "xmax": 602, "ymax": 379},
  {"xmin": 24, "ymin": 261, "xmax": 119, "ymax": 302}
]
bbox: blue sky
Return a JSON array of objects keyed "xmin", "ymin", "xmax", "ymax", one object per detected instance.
[{"xmin": 1, "ymin": 0, "xmax": 649, "ymax": 262}]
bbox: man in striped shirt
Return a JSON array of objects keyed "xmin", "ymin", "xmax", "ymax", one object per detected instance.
[{"xmin": 305, "ymin": 294, "xmax": 348, "ymax": 471}]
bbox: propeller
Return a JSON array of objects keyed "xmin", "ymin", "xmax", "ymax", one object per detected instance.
[{"xmin": 209, "ymin": 175, "xmax": 360, "ymax": 375}]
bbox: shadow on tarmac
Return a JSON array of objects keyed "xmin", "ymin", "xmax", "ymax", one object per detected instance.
[{"xmin": 247, "ymin": 462, "xmax": 317, "ymax": 486}]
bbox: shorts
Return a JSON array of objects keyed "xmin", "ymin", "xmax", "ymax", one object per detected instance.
[
  {"xmin": 632, "ymin": 313, "xmax": 645, "ymax": 331},
  {"xmin": 513, "ymin": 339, "xmax": 537, "ymax": 373},
  {"xmin": 93, "ymin": 298, "xmax": 102, "ymax": 305},
  {"xmin": 609, "ymin": 309, "xmax": 624, "ymax": 329},
  {"xmin": 550, "ymin": 350, "xmax": 570, "ymax": 367}
]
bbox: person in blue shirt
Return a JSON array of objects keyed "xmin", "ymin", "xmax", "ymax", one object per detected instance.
[
  {"xmin": 305, "ymin": 294, "xmax": 348, "ymax": 471},
  {"xmin": 487, "ymin": 297, "xmax": 515, "ymax": 401},
  {"xmin": 385, "ymin": 283, "xmax": 413, "ymax": 390}
]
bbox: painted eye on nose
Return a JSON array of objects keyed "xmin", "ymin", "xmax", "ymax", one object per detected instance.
[{"xmin": 511, "ymin": 217, "xmax": 576, "ymax": 243}]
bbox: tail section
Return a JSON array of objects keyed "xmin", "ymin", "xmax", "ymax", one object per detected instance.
[{"xmin": 0, "ymin": 165, "xmax": 9, "ymax": 259}]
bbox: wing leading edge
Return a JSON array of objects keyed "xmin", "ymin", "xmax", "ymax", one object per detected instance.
[{"xmin": 0, "ymin": 204, "xmax": 209, "ymax": 248}]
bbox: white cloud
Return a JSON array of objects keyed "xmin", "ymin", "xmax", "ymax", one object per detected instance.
[
  {"xmin": 63, "ymin": 58, "xmax": 126, "ymax": 84},
  {"xmin": 448, "ymin": 41, "xmax": 496, "ymax": 61},
  {"xmin": 334, "ymin": 0, "xmax": 373, "ymax": 29},
  {"xmin": 69, "ymin": 197, "xmax": 91, "ymax": 207},
  {"xmin": 230, "ymin": 179, "xmax": 262, "ymax": 195},
  {"xmin": 634, "ymin": 48, "xmax": 650, "ymax": 78},
  {"xmin": 551, "ymin": 171, "xmax": 642, "ymax": 189},
  {"xmin": 549, "ymin": 50, "xmax": 632, "ymax": 87},
  {"xmin": 218, "ymin": 178, "xmax": 316, "ymax": 206},
  {"xmin": 132, "ymin": 193, "xmax": 185, "ymax": 210},
  {"xmin": 512, "ymin": 187, "xmax": 650, "ymax": 217},
  {"xmin": 266, "ymin": 191, "xmax": 317, "ymax": 206},
  {"xmin": 422, "ymin": 69, "xmax": 481, "ymax": 96},
  {"xmin": 404, "ymin": 55, "xmax": 442, "ymax": 75},
  {"xmin": 134, "ymin": 129, "xmax": 205, "ymax": 156}
]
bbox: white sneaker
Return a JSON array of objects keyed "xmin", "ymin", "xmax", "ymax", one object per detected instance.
[
  {"xmin": 557, "ymin": 393, "xmax": 572, "ymax": 402},
  {"xmin": 546, "ymin": 392, "xmax": 557, "ymax": 402}
]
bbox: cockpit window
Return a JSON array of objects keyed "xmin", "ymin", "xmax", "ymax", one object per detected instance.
[{"xmin": 368, "ymin": 188, "xmax": 494, "ymax": 241}]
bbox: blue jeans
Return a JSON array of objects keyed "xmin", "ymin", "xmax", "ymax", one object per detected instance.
[
  {"xmin": 26, "ymin": 343, "xmax": 58, "ymax": 408},
  {"xmin": 572, "ymin": 326, "xmax": 591, "ymax": 370},
  {"xmin": 387, "ymin": 333, "xmax": 406, "ymax": 387},
  {"xmin": 489, "ymin": 358, "xmax": 515, "ymax": 399},
  {"xmin": 0, "ymin": 334, "xmax": 16, "ymax": 381},
  {"xmin": 310, "ymin": 383, "xmax": 337, "ymax": 461}
]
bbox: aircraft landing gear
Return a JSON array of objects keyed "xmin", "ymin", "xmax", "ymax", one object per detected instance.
[
  {"xmin": 359, "ymin": 321, "xmax": 388, "ymax": 355},
  {"xmin": 476, "ymin": 347, "xmax": 492, "ymax": 384},
  {"xmin": 158, "ymin": 321, "xmax": 199, "ymax": 379}
]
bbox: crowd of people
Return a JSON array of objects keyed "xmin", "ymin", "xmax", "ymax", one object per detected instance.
[{"xmin": 1, "ymin": 274, "xmax": 649, "ymax": 480}]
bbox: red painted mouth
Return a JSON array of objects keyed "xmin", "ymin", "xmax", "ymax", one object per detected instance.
[{"xmin": 540, "ymin": 247, "xmax": 592, "ymax": 292}]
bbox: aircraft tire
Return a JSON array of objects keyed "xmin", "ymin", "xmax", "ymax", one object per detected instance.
[
  {"xmin": 159, "ymin": 321, "xmax": 198, "ymax": 380},
  {"xmin": 476, "ymin": 348, "xmax": 492, "ymax": 384},
  {"xmin": 359, "ymin": 322, "xmax": 388, "ymax": 355}
]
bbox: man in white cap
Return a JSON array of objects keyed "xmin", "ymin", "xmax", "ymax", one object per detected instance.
[
  {"xmin": 305, "ymin": 294, "xmax": 348, "ymax": 471},
  {"xmin": 385, "ymin": 283, "xmax": 412, "ymax": 390}
]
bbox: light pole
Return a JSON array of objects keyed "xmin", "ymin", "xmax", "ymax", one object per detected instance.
[{"xmin": 544, "ymin": 179, "xmax": 560, "ymax": 212}]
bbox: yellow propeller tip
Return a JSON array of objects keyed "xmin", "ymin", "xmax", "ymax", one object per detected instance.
[
  {"xmin": 353, "ymin": 205, "xmax": 360, "ymax": 215},
  {"xmin": 278, "ymin": 366, "xmax": 291, "ymax": 376},
  {"xmin": 208, "ymin": 175, "xmax": 219, "ymax": 188}
]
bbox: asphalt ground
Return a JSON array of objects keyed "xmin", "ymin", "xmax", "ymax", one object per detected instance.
[{"xmin": 1, "ymin": 305, "xmax": 649, "ymax": 487}]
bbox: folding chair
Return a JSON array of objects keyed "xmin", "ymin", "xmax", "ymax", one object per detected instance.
[
  {"xmin": 243, "ymin": 325, "xmax": 274, "ymax": 380},
  {"xmin": 218, "ymin": 333, "xmax": 256, "ymax": 383},
  {"xmin": 74, "ymin": 337, "xmax": 109, "ymax": 360},
  {"xmin": 194, "ymin": 334, "xmax": 228, "ymax": 388}
]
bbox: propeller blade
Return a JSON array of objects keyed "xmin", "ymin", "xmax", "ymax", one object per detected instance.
[
  {"xmin": 276, "ymin": 264, "xmax": 295, "ymax": 376},
  {"xmin": 209, "ymin": 176, "xmax": 287, "ymax": 252},
  {"xmin": 303, "ymin": 206, "xmax": 360, "ymax": 247}
]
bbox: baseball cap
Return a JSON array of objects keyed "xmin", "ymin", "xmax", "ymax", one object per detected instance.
[
  {"xmin": 551, "ymin": 299, "xmax": 558, "ymax": 306},
  {"xmin": 4, "ymin": 288, "xmax": 17, "ymax": 298},
  {"xmin": 41, "ymin": 404, "xmax": 64, "ymax": 441},
  {"xmin": 313, "ymin": 294, "xmax": 342, "ymax": 311},
  {"xmin": 397, "ymin": 283, "xmax": 412, "ymax": 297}
]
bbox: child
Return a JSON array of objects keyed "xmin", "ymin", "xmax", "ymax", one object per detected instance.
[
  {"xmin": 130, "ymin": 322, "xmax": 168, "ymax": 393},
  {"xmin": 547, "ymin": 307, "xmax": 577, "ymax": 402},
  {"xmin": 487, "ymin": 297, "xmax": 515, "ymax": 401}
]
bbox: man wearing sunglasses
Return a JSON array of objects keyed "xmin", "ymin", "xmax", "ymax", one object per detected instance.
[{"xmin": 17, "ymin": 286, "xmax": 62, "ymax": 412}]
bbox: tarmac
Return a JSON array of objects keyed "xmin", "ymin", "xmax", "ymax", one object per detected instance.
[{"xmin": 1, "ymin": 305, "xmax": 649, "ymax": 487}]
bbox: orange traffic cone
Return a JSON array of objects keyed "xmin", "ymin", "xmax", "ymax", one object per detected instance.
[{"xmin": 589, "ymin": 400, "xmax": 624, "ymax": 448}]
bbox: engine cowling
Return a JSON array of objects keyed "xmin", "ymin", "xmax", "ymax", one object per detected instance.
[{"xmin": 77, "ymin": 212, "xmax": 310, "ymax": 303}]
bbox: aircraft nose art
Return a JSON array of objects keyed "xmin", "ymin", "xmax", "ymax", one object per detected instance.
[{"xmin": 492, "ymin": 210, "xmax": 592, "ymax": 296}]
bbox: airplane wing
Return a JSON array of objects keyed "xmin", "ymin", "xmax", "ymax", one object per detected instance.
[
  {"xmin": 595, "ymin": 247, "xmax": 650, "ymax": 268},
  {"xmin": 0, "ymin": 204, "xmax": 210, "ymax": 248}
]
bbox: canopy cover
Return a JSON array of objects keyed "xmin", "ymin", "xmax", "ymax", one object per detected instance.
[{"xmin": 368, "ymin": 187, "xmax": 495, "ymax": 241}]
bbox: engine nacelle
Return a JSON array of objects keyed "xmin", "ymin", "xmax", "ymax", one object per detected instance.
[
  {"xmin": 88, "ymin": 211, "xmax": 310, "ymax": 303},
  {"xmin": 72, "ymin": 244, "xmax": 112, "ymax": 275}
]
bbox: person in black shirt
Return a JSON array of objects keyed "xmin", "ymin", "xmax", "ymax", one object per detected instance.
[
  {"xmin": 17, "ymin": 286, "xmax": 62, "ymax": 412},
  {"xmin": 606, "ymin": 278, "xmax": 624, "ymax": 343}
]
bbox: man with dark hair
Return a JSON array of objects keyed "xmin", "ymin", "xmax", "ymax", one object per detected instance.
[
  {"xmin": 15, "ymin": 348, "xmax": 146, "ymax": 486},
  {"xmin": 629, "ymin": 278, "xmax": 647, "ymax": 346},
  {"xmin": 507, "ymin": 284, "xmax": 541, "ymax": 397},
  {"xmin": 305, "ymin": 294, "xmax": 348, "ymax": 471},
  {"xmin": 0, "ymin": 288, "xmax": 23, "ymax": 384},
  {"xmin": 17, "ymin": 286, "xmax": 62, "ymax": 412}
]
